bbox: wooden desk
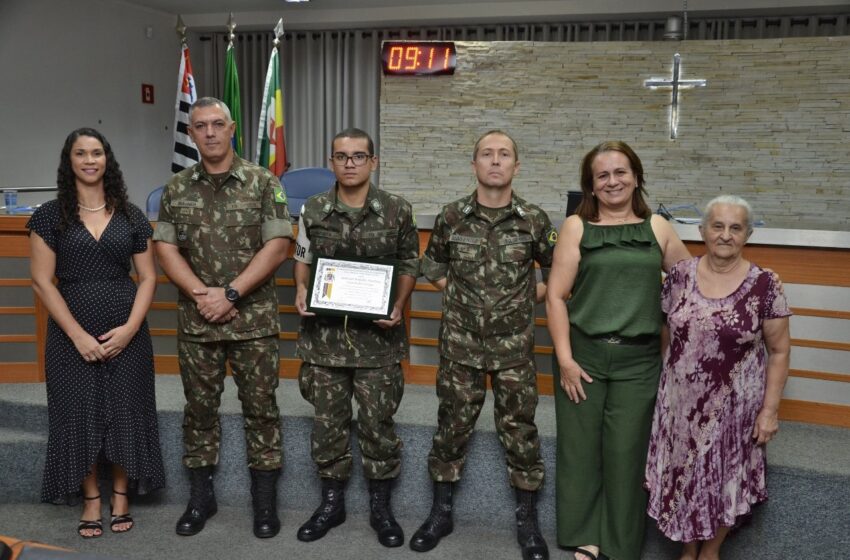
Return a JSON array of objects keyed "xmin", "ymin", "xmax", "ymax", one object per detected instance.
[{"xmin": 2, "ymin": 216, "xmax": 848, "ymax": 428}]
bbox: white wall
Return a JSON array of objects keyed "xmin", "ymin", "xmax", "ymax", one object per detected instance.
[{"xmin": 0, "ymin": 0, "xmax": 182, "ymax": 209}]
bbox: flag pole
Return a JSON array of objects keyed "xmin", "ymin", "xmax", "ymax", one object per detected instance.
[
  {"xmin": 227, "ymin": 12, "xmax": 236, "ymax": 47},
  {"xmin": 176, "ymin": 14, "xmax": 187, "ymax": 44},
  {"xmin": 273, "ymin": 17, "xmax": 284, "ymax": 48},
  {"xmin": 223, "ymin": 13, "xmax": 244, "ymax": 156},
  {"xmin": 256, "ymin": 18, "xmax": 288, "ymax": 175},
  {"xmin": 171, "ymin": 14, "xmax": 200, "ymax": 173}
]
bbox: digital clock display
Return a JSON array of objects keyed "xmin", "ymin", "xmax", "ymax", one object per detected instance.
[{"xmin": 381, "ymin": 41, "xmax": 457, "ymax": 76}]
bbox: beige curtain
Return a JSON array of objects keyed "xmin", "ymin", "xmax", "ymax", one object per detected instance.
[{"xmin": 209, "ymin": 30, "xmax": 382, "ymax": 172}]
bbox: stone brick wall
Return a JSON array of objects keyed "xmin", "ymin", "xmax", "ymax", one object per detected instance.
[{"xmin": 379, "ymin": 37, "xmax": 850, "ymax": 230}]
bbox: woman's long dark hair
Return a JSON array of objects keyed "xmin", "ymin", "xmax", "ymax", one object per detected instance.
[{"xmin": 56, "ymin": 128, "xmax": 130, "ymax": 231}]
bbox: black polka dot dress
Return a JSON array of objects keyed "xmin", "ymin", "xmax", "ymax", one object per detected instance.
[{"xmin": 27, "ymin": 200, "xmax": 165, "ymax": 503}]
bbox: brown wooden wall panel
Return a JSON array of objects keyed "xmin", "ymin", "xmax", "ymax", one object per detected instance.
[
  {"xmin": 0, "ymin": 279, "xmax": 31, "ymax": 287},
  {"xmin": 779, "ymin": 399, "xmax": 850, "ymax": 428},
  {"xmin": 0, "ymin": 236, "xmax": 29, "ymax": 257},
  {"xmin": 1, "ymin": 362, "xmax": 38, "ymax": 382},
  {"xmin": 791, "ymin": 307, "xmax": 850, "ymax": 320},
  {"xmin": 791, "ymin": 338, "xmax": 850, "ymax": 352},
  {"xmin": 2, "ymin": 216, "xmax": 848, "ymax": 428},
  {"xmin": 685, "ymin": 242, "xmax": 850, "ymax": 287},
  {"xmin": 790, "ymin": 369, "xmax": 850, "ymax": 384},
  {"xmin": 0, "ymin": 307, "xmax": 36, "ymax": 314}
]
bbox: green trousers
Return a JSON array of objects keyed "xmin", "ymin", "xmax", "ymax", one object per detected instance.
[
  {"xmin": 554, "ymin": 329, "xmax": 661, "ymax": 560},
  {"xmin": 178, "ymin": 336, "xmax": 281, "ymax": 470},
  {"xmin": 298, "ymin": 362, "xmax": 404, "ymax": 481}
]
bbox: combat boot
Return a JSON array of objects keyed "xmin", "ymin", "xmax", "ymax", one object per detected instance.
[
  {"xmin": 409, "ymin": 481, "xmax": 453, "ymax": 552},
  {"xmin": 369, "ymin": 478, "xmax": 404, "ymax": 547},
  {"xmin": 175, "ymin": 466, "xmax": 217, "ymax": 536},
  {"xmin": 250, "ymin": 468, "xmax": 281, "ymax": 538},
  {"xmin": 515, "ymin": 488, "xmax": 548, "ymax": 560},
  {"xmin": 296, "ymin": 478, "xmax": 346, "ymax": 542}
]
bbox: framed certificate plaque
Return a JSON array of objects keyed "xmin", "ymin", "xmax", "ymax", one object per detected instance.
[{"xmin": 306, "ymin": 256, "xmax": 398, "ymax": 320}]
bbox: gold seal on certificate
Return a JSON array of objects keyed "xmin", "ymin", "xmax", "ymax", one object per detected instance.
[{"xmin": 307, "ymin": 256, "xmax": 398, "ymax": 320}]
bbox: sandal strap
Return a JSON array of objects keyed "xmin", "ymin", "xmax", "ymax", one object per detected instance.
[
  {"xmin": 110, "ymin": 513, "xmax": 134, "ymax": 533},
  {"xmin": 112, "ymin": 489, "xmax": 128, "ymax": 496},
  {"xmin": 573, "ymin": 547, "xmax": 600, "ymax": 560},
  {"xmin": 83, "ymin": 495, "xmax": 101, "ymax": 501},
  {"xmin": 78, "ymin": 519, "xmax": 103, "ymax": 537}
]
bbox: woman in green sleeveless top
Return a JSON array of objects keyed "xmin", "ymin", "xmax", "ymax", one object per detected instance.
[{"xmin": 545, "ymin": 141, "xmax": 690, "ymax": 560}]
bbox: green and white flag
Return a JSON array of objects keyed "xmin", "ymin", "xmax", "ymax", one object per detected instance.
[{"xmin": 223, "ymin": 43, "xmax": 243, "ymax": 157}]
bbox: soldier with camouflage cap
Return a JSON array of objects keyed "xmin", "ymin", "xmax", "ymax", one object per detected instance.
[
  {"xmin": 153, "ymin": 97, "xmax": 292, "ymax": 539},
  {"xmin": 411, "ymin": 130, "xmax": 557, "ymax": 560},
  {"xmin": 293, "ymin": 128, "xmax": 419, "ymax": 548}
]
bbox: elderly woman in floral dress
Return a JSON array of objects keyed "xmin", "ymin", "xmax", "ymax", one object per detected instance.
[{"xmin": 645, "ymin": 194, "xmax": 792, "ymax": 560}]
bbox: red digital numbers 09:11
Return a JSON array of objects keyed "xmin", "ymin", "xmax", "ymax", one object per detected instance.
[{"xmin": 381, "ymin": 41, "xmax": 457, "ymax": 76}]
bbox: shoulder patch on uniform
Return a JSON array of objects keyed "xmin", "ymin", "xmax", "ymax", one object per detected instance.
[
  {"xmin": 371, "ymin": 199, "xmax": 383, "ymax": 212},
  {"xmin": 462, "ymin": 204, "xmax": 473, "ymax": 215},
  {"xmin": 274, "ymin": 185, "xmax": 287, "ymax": 204},
  {"xmin": 547, "ymin": 227, "xmax": 559, "ymax": 247}
]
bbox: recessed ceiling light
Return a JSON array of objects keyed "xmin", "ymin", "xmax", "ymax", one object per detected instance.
[{"xmin": 285, "ymin": 0, "xmax": 310, "ymax": 3}]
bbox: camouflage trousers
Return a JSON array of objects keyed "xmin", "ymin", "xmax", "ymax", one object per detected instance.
[
  {"xmin": 178, "ymin": 336, "xmax": 281, "ymax": 470},
  {"xmin": 298, "ymin": 362, "xmax": 404, "ymax": 481},
  {"xmin": 428, "ymin": 357, "xmax": 544, "ymax": 491}
]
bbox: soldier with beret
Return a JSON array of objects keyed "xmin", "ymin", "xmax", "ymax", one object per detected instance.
[
  {"xmin": 293, "ymin": 128, "xmax": 420, "ymax": 548},
  {"xmin": 153, "ymin": 97, "xmax": 292, "ymax": 539},
  {"xmin": 411, "ymin": 130, "xmax": 557, "ymax": 560}
]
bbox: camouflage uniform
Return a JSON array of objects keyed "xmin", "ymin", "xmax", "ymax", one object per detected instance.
[
  {"xmin": 421, "ymin": 191, "xmax": 557, "ymax": 491},
  {"xmin": 295, "ymin": 183, "xmax": 419, "ymax": 481},
  {"xmin": 153, "ymin": 155, "xmax": 293, "ymax": 470}
]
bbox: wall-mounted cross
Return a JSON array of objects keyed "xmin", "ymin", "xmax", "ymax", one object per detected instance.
[{"xmin": 644, "ymin": 53, "xmax": 707, "ymax": 140}]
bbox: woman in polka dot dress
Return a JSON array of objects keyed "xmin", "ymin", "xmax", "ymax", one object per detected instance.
[{"xmin": 28, "ymin": 128, "xmax": 165, "ymax": 538}]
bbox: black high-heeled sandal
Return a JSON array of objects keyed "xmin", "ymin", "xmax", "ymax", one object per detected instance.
[
  {"xmin": 78, "ymin": 495, "xmax": 103, "ymax": 539},
  {"xmin": 110, "ymin": 489, "xmax": 134, "ymax": 533}
]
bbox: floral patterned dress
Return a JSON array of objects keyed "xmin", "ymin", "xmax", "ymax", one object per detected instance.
[{"xmin": 645, "ymin": 257, "xmax": 791, "ymax": 542}]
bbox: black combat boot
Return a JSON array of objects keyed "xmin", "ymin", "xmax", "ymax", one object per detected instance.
[
  {"xmin": 409, "ymin": 481, "xmax": 453, "ymax": 552},
  {"xmin": 175, "ymin": 466, "xmax": 217, "ymax": 536},
  {"xmin": 250, "ymin": 468, "xmax": 281, "ymax": 538},
  {"xmin": 369, "ymin": 478, "xmax": 404, "ymax": 547},
  {"xmin": 296, "ymin": 478, "xmax": 346, "ymax": 542},
  {"xmin": 515, "ymin": 488, "xmax": 548, "ymax": 560}
]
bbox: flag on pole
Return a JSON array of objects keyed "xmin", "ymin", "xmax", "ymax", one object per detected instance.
[
  {"xmin": 223, "ymin": 42, "xmax": 243, "ymax": 157},
  {"xmin": 171, "ymin": 43, "xmax": 199, "ymax": 172},
  {"xmin": 256, "ymin": 20, "xmax": 288, "ymax": 176}
]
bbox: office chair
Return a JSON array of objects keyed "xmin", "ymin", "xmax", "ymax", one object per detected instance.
[
  {"xmin": 146, "ymin": 186, "xmax": 164, "ymax": 221},
  {"xmin": 281, "ymin": 167, "xmax": 336, "ymax": 218}
]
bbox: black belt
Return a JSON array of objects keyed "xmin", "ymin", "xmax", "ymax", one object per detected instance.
[{"xmin": 593, "ymin": 333, "xmax": 657, "ymax": 345}]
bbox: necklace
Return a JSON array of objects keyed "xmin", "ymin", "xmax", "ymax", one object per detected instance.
[
  {"xmin": 600, "ymin": 212, "xmax": 632, "ymax": 224},
  {"xmin": 78, "ymin": 202, "xmax": 106, "ymax": 212}
]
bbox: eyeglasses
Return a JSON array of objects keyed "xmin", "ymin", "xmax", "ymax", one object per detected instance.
[{"xmin": 330, "ymin": 152, "xmax": 373, "ymax": 166}]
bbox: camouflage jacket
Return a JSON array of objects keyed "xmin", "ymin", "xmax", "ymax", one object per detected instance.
[
  {"xmin": 294, "ymin": 183, "xmax": 419, "ymax": 367},
  {"xmin": 421, "ymin": 191, "xmax": 557, "ymax": 370},
  {"xmin": 153, "ymin": 155, "xmax": 293, "ymax": 342}
]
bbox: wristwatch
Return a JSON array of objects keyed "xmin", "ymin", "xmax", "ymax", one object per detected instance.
[{"xmin": 224, "ymin": 285, "xmax": 240, "ymax": 303}]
